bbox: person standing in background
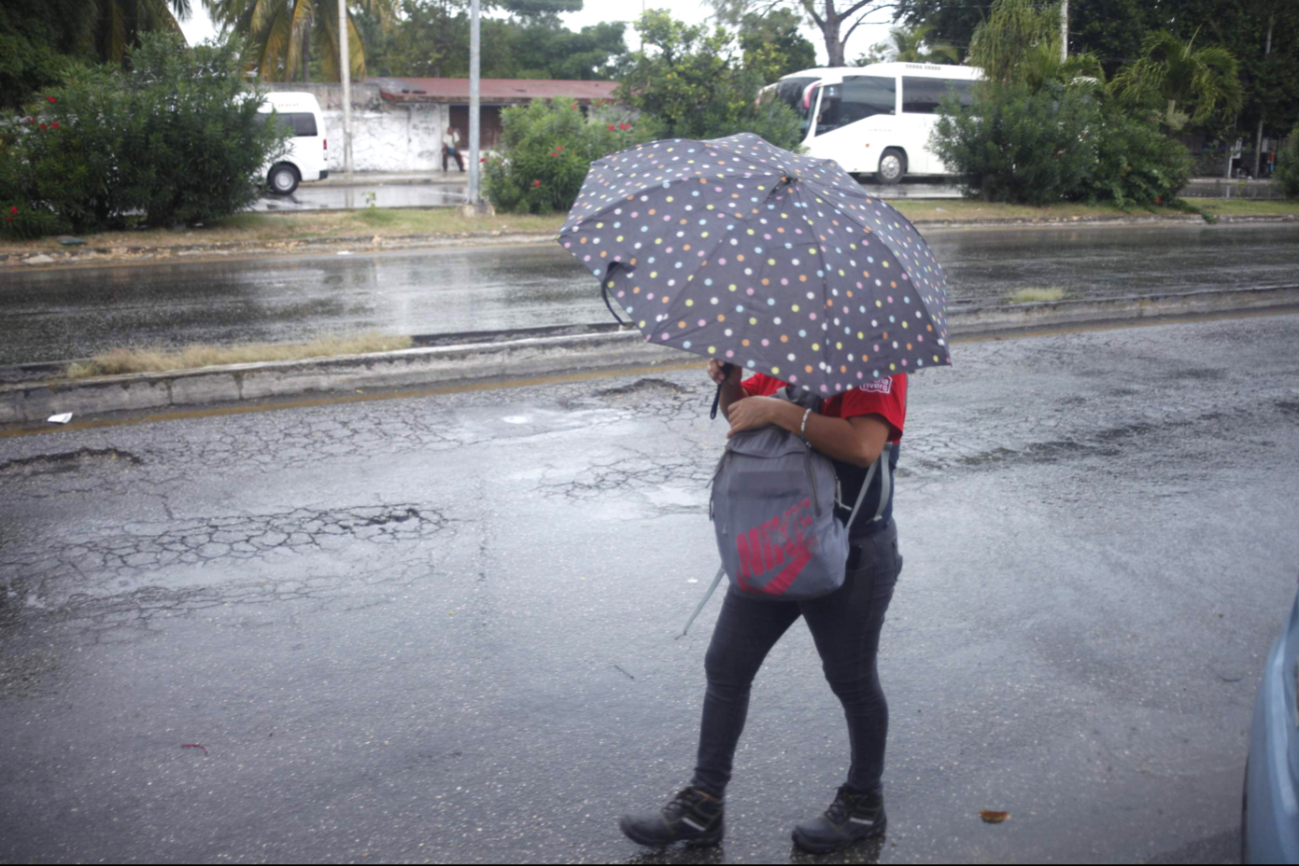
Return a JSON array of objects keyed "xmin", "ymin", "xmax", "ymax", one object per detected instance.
[{"xmin": 442, "ymin": 127, "xmax": 464, "ymax": 172}]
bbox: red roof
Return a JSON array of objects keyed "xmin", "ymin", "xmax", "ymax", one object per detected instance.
[{"xmin": 374, "ymin": 78, "xmax": 619, "ymax": 104}]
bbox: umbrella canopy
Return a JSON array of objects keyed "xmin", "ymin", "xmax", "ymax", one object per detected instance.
[{"xmin": 559, "ymin": 133, "xmax": 951, "ymax": 395}]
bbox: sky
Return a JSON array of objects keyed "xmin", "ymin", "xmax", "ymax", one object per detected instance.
[{"xmin": 178, "ymin": 1, "xmax": 901, "ymax": 71}]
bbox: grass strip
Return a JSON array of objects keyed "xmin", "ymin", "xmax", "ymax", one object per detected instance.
[{"xmin": 64, "ymin": 333, "xmax": 415, "ymax": 379}]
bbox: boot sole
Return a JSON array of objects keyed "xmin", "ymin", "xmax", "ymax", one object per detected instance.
[
  {"xmin": 620, "ymin": 816, "xmax": 723, "ymax": 848},
  {"xmin": 791, "ymin": 820, "xmax": 887, "ymax": 855}
]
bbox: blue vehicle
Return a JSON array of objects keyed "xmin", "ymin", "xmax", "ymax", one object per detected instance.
[{"xmin": 1244, "ymin": 589, "xmax": 1299, "ymax": 864}]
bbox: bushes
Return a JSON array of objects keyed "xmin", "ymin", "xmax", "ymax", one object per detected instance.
[
  {"xmin": 1278, "ymin": 126, "xmax": 1299, "ymax": 199},
  {"xmin": 932, "ymin": 83, "xmax": 1191, "ymax": 206},
  {"xmin": 483, "ymin": 100, "xmax": 655, "ymax": 215},
  {"xmin": 932, "ymin": 84, "xmax": 1100, "ymax": 205},
  {"xmin": 0, "ymin": 32, "xmax": 288, "ymax": 238}
]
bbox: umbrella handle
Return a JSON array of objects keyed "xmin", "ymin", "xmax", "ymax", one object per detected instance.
[{"xmin": 710, "ymin": 363, "xmax": 735, "ymax": 421}]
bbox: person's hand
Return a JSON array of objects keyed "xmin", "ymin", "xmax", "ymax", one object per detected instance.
[
  {"xmin": 708, "ymin": 359, "xmax": 742, "ymax": 386},
  {"xmin": 727, "ymin": 396, "xmax": 780, "ymax": 438}
]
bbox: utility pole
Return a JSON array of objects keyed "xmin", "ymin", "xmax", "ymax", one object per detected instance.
[
  {"xmin": 1060, "ymin": 0, "xmax": 1069, "ymax": 63},
  {"xmin": 1254, "ymin": 14, "xmax": 1274, "ymax": 179},
  {"xmin": 339, "ymin": 0, "xmax": 353, "ymax": 177},
  {"xmin": 468, "ymin": 0, "xmax": 481, "ymax": 207}
]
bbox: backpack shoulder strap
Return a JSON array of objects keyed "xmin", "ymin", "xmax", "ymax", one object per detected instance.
[{"xmin": 844, "ymin": 442, "xmax": 891, "ymax": 532}]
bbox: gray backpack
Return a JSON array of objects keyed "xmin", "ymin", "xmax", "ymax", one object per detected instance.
[{"xmin": 682, "ymin": 387, "xmax": 886, "ymax": 636}]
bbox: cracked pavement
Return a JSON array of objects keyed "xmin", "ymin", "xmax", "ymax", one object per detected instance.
[{"xmin": 2, "ymin": 313, "xmax": 1299, "ymax": 863}]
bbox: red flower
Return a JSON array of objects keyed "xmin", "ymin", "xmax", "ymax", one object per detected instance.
[
  {"xmin": 5, "ymin": 216, "xmax": 11, "ymax": 223},
  {"xmin": 26, "ymin": 117, "xmax": 35, "ymax": 124},
  {"xmin": 480, "ymin": 157, "xmax": 487, "ymax": 163},
  {"xmin": 9, "ymin": 206, "xmax": 16, "ymax": 215},
  {"xmin": 607, "ymin": 124, "xmax": 616, "ymax": 131},
  {"xmin": 620, "ymin": 123, "xmax": 630, "ymax": 131},
  {"xmin": 39, "ymin": 123, "xmax": 46, "ymax": 130},
  {"xmin": 50, "ymin": 122, "xmax": 59, "ymax": 130},
  {"xmin": 572, "ymin": 103, "xmax": 579, "ymax": 110},
  {"xmin": 533, "ymin": 180, "xmax": 542, "ymax": 187},
  {"xmin": 556, "ymin": 145, "xmax": 564, "ymax": 151},
  {"xmin": 47, "ymin": 96, "xmax": 56, "ymax": 103}
]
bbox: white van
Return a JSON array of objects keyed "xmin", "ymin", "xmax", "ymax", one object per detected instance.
[
  {"xmin": 768, "ymin": 63, "xmax": 983, "ymax": 184},
  {"xmin": 258, "ymin": 92, "xmax": 329, "ymax": 195}
]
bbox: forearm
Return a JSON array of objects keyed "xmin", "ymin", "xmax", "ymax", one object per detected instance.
[
  {"xmin": 766, "ymin": 402, "xmax": 885, "ymax": 468},
  {"xmin": 718, "ymin": 379, "xmax": 747, "ymax": 417}
]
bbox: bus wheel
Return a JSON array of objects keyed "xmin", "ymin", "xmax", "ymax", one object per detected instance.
[{"xmin": 876, "ymin": 149, "xmax": 907, "ymax": 185}]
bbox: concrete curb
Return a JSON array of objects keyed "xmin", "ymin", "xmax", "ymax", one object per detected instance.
[{"xmin": 3, "ymin": 286, "xmax": 1297, "ymax": 426}]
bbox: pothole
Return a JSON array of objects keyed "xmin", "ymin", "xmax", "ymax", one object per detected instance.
[
  {"xmin": 596, "ymin": 378, "xmax": 690, "ymax": 402},
  {"xmin": 0, "ymin": 448, "xmax": 143, "ymax": 478}
]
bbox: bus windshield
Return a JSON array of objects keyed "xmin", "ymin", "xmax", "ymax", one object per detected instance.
[{"xmin": 773, "ymin": 77, "xmax": 820, "ymax": 138}]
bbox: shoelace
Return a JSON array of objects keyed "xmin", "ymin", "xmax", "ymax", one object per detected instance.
[
  {"xmin": 824, "ymin": 786, "xmax": 858, "ymax": 826},
  {"xmin": 666, "ymin": 789, "xmax": 710, "ymax": 822}
]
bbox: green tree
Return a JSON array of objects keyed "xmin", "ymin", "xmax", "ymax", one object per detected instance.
[
  {"xmin": 877, "ymin": 23, "xmax": 959, "ymax": 64},
  {"xmin": 362, "ymin": 0, "xmax": 620, "ymax": 80},
  {"xmin": 968, "ymin": 0, "xmax": 1061, "ymax": 87},
  {"xmin": 1112, "ymin": 29, "xmax": 1243, "ymax": 130},
  {"xmin": 1, "ymin": 0, "xmax": 193, "ymax": 108},
  {"xmin": 709, "ymin": 0, "xmax": 892, "ymax": 69},
  {"xmin": 617, "ymin": 10, "xmax": 803, "ymax": 150},
  {"xmin": 203, "ymin": 0, "xmax": 396, "ymax": 82},
  {"xmin": 737, "ymin": 9, "xmax": 816, "ymax": 82},
  {"xmin": 2, "ymin": 32, "xmax": 289, "ymax": 236}
]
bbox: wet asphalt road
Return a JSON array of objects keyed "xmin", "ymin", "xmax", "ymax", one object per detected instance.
[
  {"xmin": 3, "ymin": 312, "xmax": 1299, "ymax": 863},
  {"xmin": 1, "ymin": 224, "xmax": 1296, "ymax": 366}
]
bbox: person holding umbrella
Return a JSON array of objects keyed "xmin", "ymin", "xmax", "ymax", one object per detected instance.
[
  {"xmin": 557, "ymin": 133, "xmax": 950, "ymax": 854},
  {"xmin": 617, "ymin": 360, "xmax": 906, "ymax": 855}
]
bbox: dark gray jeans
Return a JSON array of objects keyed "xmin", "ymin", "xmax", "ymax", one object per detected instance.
[{"xmin": 691, "ymin": 520, "xmax": 902, "ymax": 799}]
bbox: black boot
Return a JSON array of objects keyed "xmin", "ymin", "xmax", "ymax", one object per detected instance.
[
  {"xmin": 792, "ymin": 786, "xmax": 887, "ymax": 854},
  {"xmin": 620, "ymin": 787, "xmax": 724, "ymax": 848}
]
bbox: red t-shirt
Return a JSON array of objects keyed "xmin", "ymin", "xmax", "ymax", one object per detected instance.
[{"xmin": 740, "ymin": 372, "xmax": 907, "ymax": 442}]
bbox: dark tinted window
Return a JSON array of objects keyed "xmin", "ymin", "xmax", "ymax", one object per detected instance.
[
  {"xmin": 261, "ymin": 111, "xmax": 318, "ymax": 137},
  {"xmin": 774, "ymin": 77, "xmax": 820, "ymax": 137},
  {"xmin": 814, "ymin": 76, "xmax": 896, "ymax": 136},
  {"xmin": 902, "ymin": 77, "xmax": 974, "ymax": 114}
]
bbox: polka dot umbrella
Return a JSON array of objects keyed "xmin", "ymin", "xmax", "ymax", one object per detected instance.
[{"xmin": 558, "ymin": 132, "xmax": 952, "ymax": 397}]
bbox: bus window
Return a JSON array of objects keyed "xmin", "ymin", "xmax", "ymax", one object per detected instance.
[
  {"xmin": 815, "ymin": 76, "xmax": 896, "ymax": 136},
  {"xmin": 902, "ymin": 77, "xmax": 974, "ymax": 114}
]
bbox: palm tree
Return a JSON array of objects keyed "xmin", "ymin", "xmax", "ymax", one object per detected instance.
[
  {"xmin": 84, "ymin": 0, "xmax": 192, "ymax": 65},
  {"xmin": 1111, "ymin": 29, "xmax": 1243, "ymax": 130},
  {"xmin": 885, "ymin": 24, "xmax": 959, "ymax": 64},
  {"xmin": 203, "ymin": 0, "xmax": 396, "ymax": 83},
  {"xmin": 968, "ymin": 0, "xmax": 1060, "ymax": 87}
]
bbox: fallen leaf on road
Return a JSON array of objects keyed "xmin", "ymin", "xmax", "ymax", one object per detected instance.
[{"xmin": 980, "ymin": 811, "xmax": 1010, "ymax": 824}]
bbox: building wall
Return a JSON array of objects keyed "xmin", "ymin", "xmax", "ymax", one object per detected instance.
[{"xmin": 318, "ymin": 104, "xmax": 452, "ymax": 172}]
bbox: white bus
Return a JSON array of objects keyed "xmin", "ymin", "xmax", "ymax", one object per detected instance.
[{"xmin": 768, "ymin": 63, "xmax": 983, "ymax": 184}]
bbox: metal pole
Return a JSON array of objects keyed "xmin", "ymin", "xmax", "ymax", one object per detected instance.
[
  {"xmin": 468, "ymin": 0, "xmax": 481, "ymax": 206},
  {"xmin": 339, "ymin": 0, "xmax": 353, "ymax": 177},
  {"xmin": 1060, "ymin": 0, "xmax": 1069, "ymax": 63},
  {"xmin": 1254, "ymin": 15, "xmax": 1274, "ymax": 180}
]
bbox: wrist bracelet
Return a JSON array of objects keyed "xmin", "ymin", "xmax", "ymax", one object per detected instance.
[{"xmin": 800, "ymin": 407, "xmax": 812, "ymax": 445}]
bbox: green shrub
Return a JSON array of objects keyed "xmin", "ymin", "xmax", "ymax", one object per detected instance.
[
  {"xmin": 483, "ymin": 100, "xmax": 656, "ymax": 215},
  {"xmin": 933, "ymin": 83, "xmax": 1191, "ymax": 206},
  {"xmin": 0, "ymin": 32, "xmax": 288, "ymax": 239},
  {"xmin": 1278, "ymin": 126, "xmax": 1299, "ymax": 200},
  {"xmin": 1092, "ymin": 106, "xmax": 1191, "ymax": 207},
  {"xmin": 932, "ymin": 83, "xmax": 1100, "ymax": 205}
]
